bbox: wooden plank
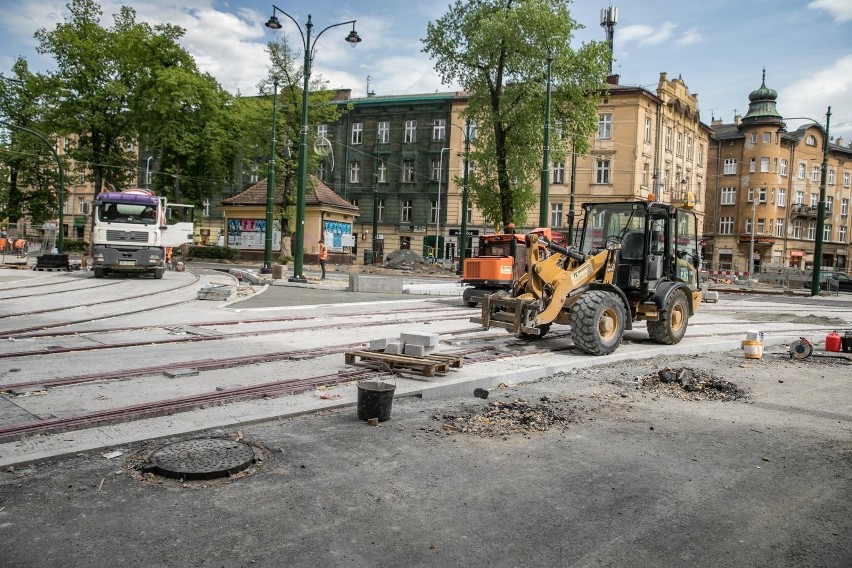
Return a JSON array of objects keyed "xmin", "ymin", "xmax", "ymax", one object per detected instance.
[{"xmin": 344, "ymin": 349, "xmax": 448, "ymax": 377}]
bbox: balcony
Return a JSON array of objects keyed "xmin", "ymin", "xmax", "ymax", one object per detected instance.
[
  {"xmin": 791, "ymin": 204, "xmax": 818, "ymax": 218},
  {"xmin": 670, "ymin": 190, "xmax": 698, "ymax": 208}
]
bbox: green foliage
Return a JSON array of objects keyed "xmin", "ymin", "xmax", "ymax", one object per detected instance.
[
  {"xmin": 61, "ymin": 239, "xmax": 89, "ymax": 252},
  {"xmin": 187, "ymin": 245, "xmax": 240, "ymax": 260},
  {"xmin": 276, "ymin": 254, "xmax": 293, "ymax": 265},
  {"xmin": 422, "ymin": 0, "xmax": 610, "ymax": 228}
]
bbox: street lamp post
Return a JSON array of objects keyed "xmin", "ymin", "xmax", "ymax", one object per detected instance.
[
  {"xmin": 457, "ymin": 119, "xmax": 472, "ymax": 273},
  {"xmin": 436, "ymin": 147, "xmax": 450, "ymax": 260},
  {"xmin": 787, "ymin": 108, "xmax": 831, "ymax": 296},
  {"xmin": 538, "ymin": 52, "xmax": 553, "ymax": 227},
  {"xmin": 261, "ymin": 78, "xmax": 279, "ymax": 275},
  {"xmin": 0, "ymin": 120, "xmax": 64, "ymax": 254},
  {"xmin": 265, "ymin": 6, "xmax": 361, "ymax": 282}
]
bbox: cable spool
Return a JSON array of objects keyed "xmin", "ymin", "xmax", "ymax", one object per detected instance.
[{"xmin": 788, "ymin": 338, "xmax": 813, "ymax": 360}]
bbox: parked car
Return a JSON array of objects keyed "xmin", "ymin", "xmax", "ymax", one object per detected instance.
[{"xmin": 803, "ymin": 271, "xmax": 852, "ymax": 292}]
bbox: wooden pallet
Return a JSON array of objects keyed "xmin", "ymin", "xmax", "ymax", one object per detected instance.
[{"xmin": 344, "ymin": 349, "xmax": 462, "ymax": 377}]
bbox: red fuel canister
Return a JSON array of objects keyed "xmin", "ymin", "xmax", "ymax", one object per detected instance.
[{"xmin": 825, "ymin": 331, "xmax": 842, "ymax": 352}]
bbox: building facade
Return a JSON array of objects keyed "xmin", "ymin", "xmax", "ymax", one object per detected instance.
[{"xmin": 704, "ymin": 74, "xmax": 852, "ymax": 274}]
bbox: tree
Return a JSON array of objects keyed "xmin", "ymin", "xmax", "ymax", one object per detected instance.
[
  {"xmin": 0, "ymin": 58, "xmax": 60, "ymax": 227},
  {"xmin": 422, "ymin": 0, "xmax": 610, "ymax": 228}
]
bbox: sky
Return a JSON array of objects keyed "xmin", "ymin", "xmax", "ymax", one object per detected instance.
[{"xmin": 1, "ymin": 0, "xmax": 852, "ymax": 140}]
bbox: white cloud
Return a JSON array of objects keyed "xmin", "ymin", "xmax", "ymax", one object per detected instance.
[
  {"xmin": 677, "ymin": 27, "xmax": 703, "ymax": 46},
  {"xmin": 808, "ymin": 0, "xmax": 852, "ymax": 23},
  {"xmin": 616, "ymin": 22, "xmax": 676, "ymax": 47},
  {"xmin": 779, "ymin": 54, "xmax": 852, "ymax": 140}
]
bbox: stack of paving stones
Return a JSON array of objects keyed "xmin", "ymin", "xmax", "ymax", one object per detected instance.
[{"xmin": 369, "ymin": 332, "xmax": 440, "ymax": 357}]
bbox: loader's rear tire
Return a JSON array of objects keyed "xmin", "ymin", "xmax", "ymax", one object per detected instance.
[
  {"xmin": 569, "ymin": 290, "xmax": 625, "ymax": 355},
  {"xmin": 648, "ymin": 290, "xmax": 689, "ymax": 345}
]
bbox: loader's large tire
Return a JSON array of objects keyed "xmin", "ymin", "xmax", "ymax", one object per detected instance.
[
  {"xmin": 647, "ymin": 290, "xmax": 688, "ymax": 345},
  {"xmin": 569, "ymin": 290, "xmax": 626, "ymax": 355}
]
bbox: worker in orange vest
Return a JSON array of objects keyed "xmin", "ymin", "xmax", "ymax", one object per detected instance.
[
  {"xmin": 14, "ymin": 238, "xmax": 25, "ymax": 256},
  {"xmin": 318, "ymin": 240, "xmax": 328, "ymax": 280},
  {"xmin": 0, "ymin": 233, "xmax": 7, "ymax": 254}
]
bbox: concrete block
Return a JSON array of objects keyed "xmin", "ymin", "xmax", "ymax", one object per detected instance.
[
  {"xmin": 703, "ymin": 291, "xmax": 719, "ymax": 303},
  {"xmin": 404, "ymin": 344, "xmax": 428, "ymax": 357},
  {"xmin": 348, "ymin": 274, "xmax": 403, "ymax": 293},
  {"xmin": 400, "ymin": 332, "xmax": 440, "ymax": 347},
  {"xmin": 369, "ymin": 338, "xmax": 392, "ymax": 351},
  {"xmin": 384, "ymin": 342, "xmax": 404, "ymax": 355}
]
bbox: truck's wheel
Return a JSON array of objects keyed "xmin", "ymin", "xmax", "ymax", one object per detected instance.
[
  {"xmin": 93, "ymin": 266, "xmax": 104, "ymax": 278},
  {"xmin": 153, "ymin": 267, "xmax": 164, "ymax": 280},
  {"xmin": 569, "ymin": 290, "xmax": 625, "ymax": 355},
  {"xmin": 648, "ymin": 290, "xmax": 689, "ymax": 344}
]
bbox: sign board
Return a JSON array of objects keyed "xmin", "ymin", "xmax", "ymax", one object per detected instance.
[{"xmin": 227, "ymin": 218, "xmax": 281, "ymax": 251}]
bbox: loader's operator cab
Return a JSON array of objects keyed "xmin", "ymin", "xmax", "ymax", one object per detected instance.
[{"xmin": 577, "ymin": 201, "xmax": 699, "ymax": 294}]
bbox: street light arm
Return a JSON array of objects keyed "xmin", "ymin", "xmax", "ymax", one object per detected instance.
[
  {"xmin": 269, "ymin": 5, "xmax": 306, "ymax": 48},
  {"xmin": 311, "ymin": 20, "xmax": 357, "ymax": 59}
]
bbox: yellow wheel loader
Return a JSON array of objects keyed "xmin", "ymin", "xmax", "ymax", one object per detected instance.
[{"xmin": 472, "ymin": 200, "xmax": 701, "ymax": 355}]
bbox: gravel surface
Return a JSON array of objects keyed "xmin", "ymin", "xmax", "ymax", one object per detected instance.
[{"xmin": 1, "ymin": 346, "xmax": 850, "ymax": 567}]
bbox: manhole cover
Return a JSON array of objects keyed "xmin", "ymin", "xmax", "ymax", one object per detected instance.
[{"xmin": 148, "ymin": 439, "xmax": 255, "ymax": 480}]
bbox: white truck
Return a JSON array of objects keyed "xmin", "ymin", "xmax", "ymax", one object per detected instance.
[{"xmin": 90, "ymin": 188, "xmax": 194, "ymax": 279}]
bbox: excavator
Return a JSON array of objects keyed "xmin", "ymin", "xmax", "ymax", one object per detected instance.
[{"xmin": 472, "ymin": 199, "xmax": 701, "ymax": 355}]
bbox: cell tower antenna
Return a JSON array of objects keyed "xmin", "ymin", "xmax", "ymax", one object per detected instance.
[{"xmin": 600, "ymin": 6, "xmax": 618, "ymax": 75}]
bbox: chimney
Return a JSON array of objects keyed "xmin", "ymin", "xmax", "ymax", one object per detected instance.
[
  {"xmin": 835, "ymin": 136, "xmax": 844, "ymax": 147},
  {"xmin": 734, "ymin": 114, "xmax": 742, "ymax": 125},
  {"xmin": 367, "ymin": 91, "xmax": 376, "ymax": 98},
  {"xmin": 712, "ymin": 118, "xmax": 723, "ymax": 126},
  {"xmin": 606, "ymin": 74, "xmax": 620, "ymax": 86}
]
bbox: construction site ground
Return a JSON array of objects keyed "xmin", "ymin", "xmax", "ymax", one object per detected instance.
[{"xmin": 0, "ymin": 263, "xmax": 850, "ymax": 567}]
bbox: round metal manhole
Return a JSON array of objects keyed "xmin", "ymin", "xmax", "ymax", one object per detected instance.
[{"xmin": 148, "ymin": 439, "xmax": 256, "ymax": 480}]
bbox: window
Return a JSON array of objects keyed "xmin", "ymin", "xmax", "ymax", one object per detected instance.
[
  {"xmin": 432, "ymin": 119, "xmax": 446, "ymax": 141},
  {"xmin": 351, "ymin": 199, "xmax": 358, "ymax": 209},
  {"xmin": 644, "ymin": 115, "xmax": 651, "ymax": 143},
  {"xmin": 792, "ymin": 220, "xmax": 802, "ymax": 238},
  {"xmin": 77, "ymin": 197, "xmax": 85, "ymax": 214},
  {"xmin": 756, "ymin": 219, "xmax": 765, "ymax": 234},
  {"xmin": 598, "ymin": 113, "xmax": 612, "ymax": 139},
  {"xmin": 775, "ymin": 219, "xmax": 784, "ymax": 237},
  {"xmin": 552, "ymin": 162, "xmax": 565, "ymax": 184},
  {"xmin": 642, "ymin": 163, "xmax": 649, "ymax": 186},
  {"xmin": 697, "ymin": 144, "xmax": 704, "ymax": 166},
  {"xmin": 431, "ymin": 159, "xmax": 441, "ymax": 181},
  {"xmin": 840, "ymin": 226, "xmax": 847, "ymax": 243},
  {"xmin": 844, "ymin": 172, "xmax": 851, "ymax": 187},
  {"xmin": 466, "ymin": 202, "xmax": 473, "ymax": 224},
  {"xmin": 550, "ymin": 203, "xmax": 563, "ymax": 227},
  {"xmin": 430, "ymin": 200, "xmax": 439, "ymax": 224},
  {"xmin": 721, "ymin": 187, "xmax": 736, "ymax": 205},
  {"xmin": 719, "ymin": 217, "xmax": 734, "ymax": 234},
  {"xmin": 824, "ymin": 224, "xmax": 832, "ymax": 242},
  {"xmin": 317, "ymin": 124, "xmax": 328, "ymax": 138},
  {"xmin": 377, "ymin": 200, "xmax": 385, "ymax": 222},
  {"xmin": 758, "ymin": 187, "xmax": 767, "ymax": 203},
  {"xmin": 747, "ymin": 188, "xmax": 754, "ymax": 202},
  {"xmin": 796, "ymin": 190, "xmax": 804, "ymax": 205},
  {"xmin": 842, "ymin": 198, "xmax": 849, "ymax": 216},
  {"xmin": 777, "ymin": 188, "xmax": 786, "ymax": 207},
  {"xmin": 351, "ymin": 123, "xmax": 363, "ymax": 145},
  {"xmin": 812, "ymin": 166, "xmax": 819, "ymax": 182},
  {"xmin": 773, "ymin": 158, "xmax": 778, "ymax": 173},
  {"xmin": 807, "ymin": 221, "xmax": 816, "ymax": 240},
  {"xmin": 686, "ymin": 137, "xmax": 693, "ymax": 161},
  {"xmin": 349, "ymin": 161, "xmax": 361, "ymax": 183},
  {"xmin": 665, "ymin": 127, "xmax": 672, "ymax": 151},
  {"xmin": 377, "ymin": 161, "xmax": 388, "ymax": 183},
  {"xmin": 780, "ymin": 159, "xmax": 788, "ymax": 176},
  {"xmin": 202, "ymin": 198, "xmax": 210, "ymax": 218},
  {"xmin": 745, "ymin": 219, "xmax": 752, "ymax": 234},
  {"xmin": 377, "ymin": 121, "xmax": 389, "ymax": 144},
  {"xmin": 760, "ymin": 157, "xmax": 769, "ymax": 172},
  {"xmin": 402, "ymin": 160, "xmax": 414, "ymax": 183},
  {"xmin": 676, "ymin": 132, "xmax": 683, "ymax": 156},
  {"xmin": 798, "ymin": 163, "xmax": 806, "ymax": 179},
  {"xmin": 595, "ymin": 158, "xmax": 611, "ymax": 184},
  {"xmin": 749, "ymin": 158, "xmax": 756, "ymax": 173},
  {"xmin": 751, "ymin": 132, "xmax": 758, "ymax": 144},
  {"xmin": 316, "ymin": 161, "xmax": 326, "ymax": 181},
  {"xmin": 399, "ymin": 236, "xmax": 411, "ymax": 250},
  {"xmin": 724, "ymin": 158, "xmax": 737, "ymax": 175},
  {"xmin": 826, "ymin": 196, "xmax": 833, "ymax": 213},
  {"xmin": 828, "ymin": 169, "xmax": 836, "ymax": 185},
  {"xmin": 810, "ymin": 193, "xmax": 818, "ymax": 207},
  {"xmin": 806, "ymin": 134, "xmax": 817, "ymax": 146},
  {"xmin": 763, "ymin": 132, "xmax": 771, "ymax": 143},
  {"xmin": 404, "ymin": 120, "xmax": 417, "ymax": 143}
]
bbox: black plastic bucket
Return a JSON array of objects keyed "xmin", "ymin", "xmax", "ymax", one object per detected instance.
[{"xmin": 356, "ymin": 380, "xmax": 396, "ymax": 421}]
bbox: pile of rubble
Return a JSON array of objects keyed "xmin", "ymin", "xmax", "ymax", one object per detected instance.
[
  {"xmin": 641, "ymin": 367, "xmax": 744, "ymax": 401},
  {"xmin": 435, "ymin": 396, "xmax": 574, "ymax": 437},
  {"xmin": 355, "ymin": 249, "xmax": 457, "ymax": 276}
]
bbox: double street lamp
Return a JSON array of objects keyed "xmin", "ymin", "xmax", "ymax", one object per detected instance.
[
  {"xmin": 453, "ymin": 119, "xmax": 473, "ymax": 273},
  {"xmin": 787, "ymin": 108, "xmax": 831, "ymax": 296},
  {"xmin": 265, "ymin": 6, "xmax": 361, "ymax": 282}
]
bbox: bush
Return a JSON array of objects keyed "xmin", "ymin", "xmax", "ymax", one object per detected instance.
[
  {"xmin": 277, "ymin": 254, "xmax": 293, "ymax": 265},
  {"xmin": 187, "ymin": 245, "xmax": 241, "ymax": 260},
  {"xmin": 61, "ymin": 239, "xmax": 89, "ymax": 253}
]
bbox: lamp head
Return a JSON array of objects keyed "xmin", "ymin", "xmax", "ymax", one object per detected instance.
[
  {"xmin": 265, "ymin": 15, "xmax": 283, "ymax": 30},
  {"xmin": 345, "ymin": 24, "xmax": 362, "ymax": 47}
]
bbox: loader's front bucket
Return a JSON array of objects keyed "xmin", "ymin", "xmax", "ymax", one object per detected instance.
[{"xmin": 470, "ymin": 294, "xmax": 543, "ymax": 336}]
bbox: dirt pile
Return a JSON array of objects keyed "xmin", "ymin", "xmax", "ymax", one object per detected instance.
[
  {"xmin": 352, "ymin": 249, "xmax": 457, "ymax": 276},
  {"xmin": 641, "ymin": 367, "xmax": 744, "ymax": 401},
  {"xmin": 434, "ymin": 396, "xmax": 575, "ymax": 436}
]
